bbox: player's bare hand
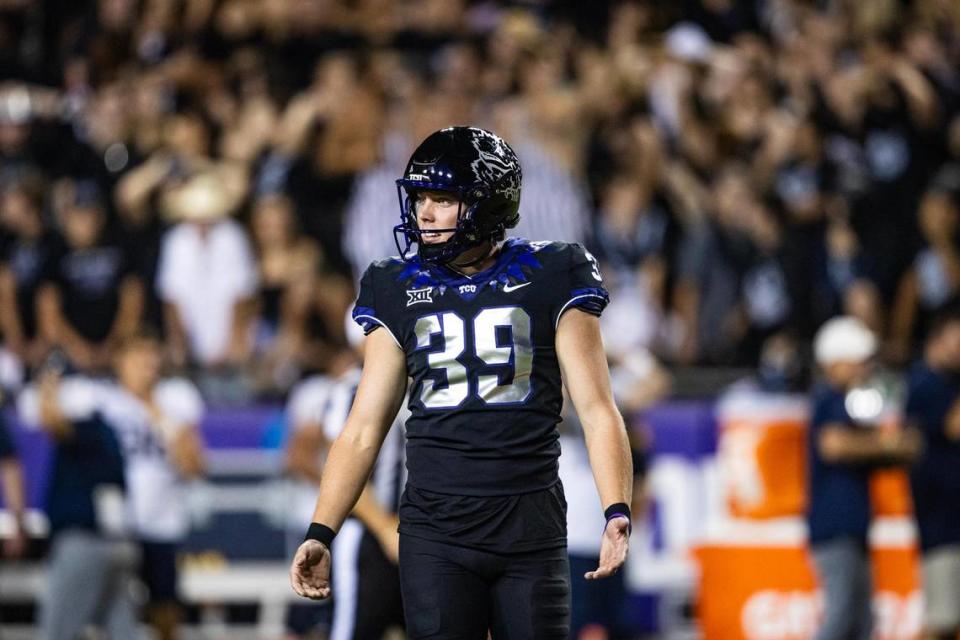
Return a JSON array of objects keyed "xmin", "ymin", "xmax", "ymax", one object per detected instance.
[
  {"xmin": 290, "ymin": 540, "xmax": 332, "ymax": 600},
  {"xmin": 585, "ymin": 517, "xmax": 630, "ymax": 580}
]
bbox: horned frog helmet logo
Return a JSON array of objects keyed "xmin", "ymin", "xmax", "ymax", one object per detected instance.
[{"xmin": 470, "ymin": 130, "xmax": 521, "ymax": 201}]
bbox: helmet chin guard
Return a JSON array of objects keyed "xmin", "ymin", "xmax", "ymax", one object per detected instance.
[{"xmin": 394, "ymin": 126, "xmax": 521, "ymax": 265}]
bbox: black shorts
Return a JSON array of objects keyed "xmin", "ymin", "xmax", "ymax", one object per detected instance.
[
  {"xmin": 399, "ymin": 533, "xmax": 570, "ymax": 640},
  {"xmin": 139, "ymin": 541, "xmax": 179, "ymax": 605},
  {"xmin": 330, "ymin": 519, "xmax": 405, "ymax": 640},
  {"xmin": 398, "ymin": 481, "xmax": 567, "ymax": 553}
]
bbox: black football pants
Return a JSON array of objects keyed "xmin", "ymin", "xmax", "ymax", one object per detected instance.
[{"xmin": 398, "ymin": 534, "xmax": 571, "ymax": 640}]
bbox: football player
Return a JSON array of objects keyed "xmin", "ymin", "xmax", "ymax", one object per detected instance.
[{"xmin": 290, "ymin": 126, "xmax": 632, "ymax": 639}]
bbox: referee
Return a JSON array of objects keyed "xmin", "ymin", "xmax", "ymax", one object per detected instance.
[{"xmin": 286, "ymin": 319, "xmax": 407, "ymax": 640}]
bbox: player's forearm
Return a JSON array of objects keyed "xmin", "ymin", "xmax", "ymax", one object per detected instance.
[
  {"xmin": 309, "ymin": 427, "xmax": 383, "ymax": 532},
  {"xmin": 581, "ymin": 406, "xmax": 633, "ymax": 510},
  {"xmin": 307, "ymin": 327, "xmax": 407, "ymax": 535}
]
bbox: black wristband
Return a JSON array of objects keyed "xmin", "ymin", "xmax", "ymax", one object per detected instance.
[
  {"xmin": 604, "ymin": 502, "xmax": 632, "ymax": 523},
  {"xmin": 304, "ymin": 522, "xmax": 336, "ymax": 548}
]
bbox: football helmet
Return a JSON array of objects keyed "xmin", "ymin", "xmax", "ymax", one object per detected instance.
[{"xmin": 394, "ymin": 126, "xmax": 522, "ymax": 265}]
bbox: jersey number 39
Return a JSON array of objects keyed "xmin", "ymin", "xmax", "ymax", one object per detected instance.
[{"xmin": 414, "ymin": 306, "xmax": 533, "ymax": 408}]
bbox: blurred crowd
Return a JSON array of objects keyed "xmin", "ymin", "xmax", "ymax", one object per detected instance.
[{"xmin": 1, "ymin": 0, "xmax": 960, "ymax": 400}]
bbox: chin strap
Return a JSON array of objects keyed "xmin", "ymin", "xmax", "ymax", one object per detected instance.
[{"xmin": 447, "ymin": 240, "xmax": 498, "ymax": 270}]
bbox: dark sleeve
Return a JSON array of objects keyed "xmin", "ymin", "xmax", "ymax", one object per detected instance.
[
  {"xmin": 810, "ymin": 387, "xmax": 850, "ymax": 433},
  {"xmin": 904, "ymin": 369, "xmax": 948, "ymax": 441},
  {"xmin": 118, "ymin": 242, "xmax": 137, "ymax": 280},
  {"xmin": 554, "ymin": 243, "xmax": 610, "ymax": 326},
  {"xmin": 351, "ymin": 265, "xmax": 401, "ymax": 347},
  {"xmin": 68, "ymin": 417, "xmax": 127, "ymax": 489},
  {"xmin": 904, "ymin": 373, "xmax": 926, "ymax": 426},
  {"xmin": 0, "ymin": 236, "xmax": 12, "ymax": 264}
]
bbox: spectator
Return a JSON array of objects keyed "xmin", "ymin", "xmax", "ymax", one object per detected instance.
[
  {"xmin": 890, "ymin": 168, "xmax": 960, "ymax": 362},
  {"xmin": 156, "ymin": 167, "xmax": 258, "ymax": 370},
  {"xmin": 807, "ymin": 316, "xmax": 921, "ymax": 640},
  {"xmin": 684, "ymin": 166, "xmax": 792, "ymax": 365},
  {"xmin": 0, "ymin": 83, "xmax": 95, "ymax": 180},
  {"xmin": 843, "ymin": 278, "xmax": 886, "ymax": 339},
  {"xmin": 737, "ymin": 205, "xmax": 792, "ymax": 363},
  {"xmin": 495, "ymin": 50, "xmax": 592, "ymax": 246},
  {"xmin": 825, "ymin": 39, "xmax": 940, "ymax": 297},
  {"xmin": 592, "ymin": 167, "xmax": 681, "ymax": 359},
  {"xmin": 763, "ymin": 332, "xmax": 808, "ymax": 393},
  {"xmin": 814, "ymin": 217, "xmax": 873, "ymax": 329},
  {"xmin": 591, "ymin": 173, "xmax": 672, "ymax": 272},
  {"xmin": 0, "ymin": 408, "xmax": 27, "ymax": 560},
  {"xmin": 114, "ymin": 110, "xmax": 219, "ymax": 229},
  {"xmin": 0, "ymin": 174, "xmax": 54, "ymax": 369},
  {"xmin": 17, "ymin": 355, "xmax": 144, "ymax": 640},
  {"xmin": 771, "ymin": 119, "xmax": 836, "ymax": 338},
  {"xmin": 266, "ymin": 52, "xmax": 384, "ymax": 273},
  {"xmin": 251, "ymin": 194, "xmax": 322, "ymax": 359},
  {"xmin": 905, "ymin": 311, "xmax": 960, "ymax": 640},
  {"xmin": 600, "ymin": 260, "xmax": 679, "ymax": 360},
  {"xmin": 249, "ymin": 193, "xmax": 324, "ymax": 392},
  {"xmin": 96, "ymin": 330, "xmax": 206, "ymax": 640},
  {"xmin": 0, "ymin": 87, "xmax": 42, "ymax": 181},
  {"xmin": 36, "ymin": 179, "xmax": 144, "ymax": 372}
]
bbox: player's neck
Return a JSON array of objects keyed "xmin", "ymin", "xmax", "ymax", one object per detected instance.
[{"xmin": 446, "ymin": 241, "xmax": 500, "ymax": 276}]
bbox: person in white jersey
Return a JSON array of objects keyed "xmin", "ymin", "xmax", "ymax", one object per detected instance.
[
  {"xmin": 97, "ymin": 330, "xmax": 206, "ymax": 640},
  {"xmin": 21, "ymin": 332, "xmax": 206, "ymax": 640}
]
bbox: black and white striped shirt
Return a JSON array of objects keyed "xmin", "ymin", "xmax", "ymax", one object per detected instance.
[{"xmin": 322, "ymin": 368, "xmax": 407, "ymax": 513}]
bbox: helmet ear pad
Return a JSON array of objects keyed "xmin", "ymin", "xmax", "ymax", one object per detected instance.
[
  {"xmin": 468, "ymin": 194, "xmax": 519, "ymax": 243},
  {"xmin": 465, "ymin": 172, "xmax": 521, "ymax": 242}
]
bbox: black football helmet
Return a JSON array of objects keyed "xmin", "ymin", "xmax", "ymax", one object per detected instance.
[{"xmin": 395, "ymin": 126, "xmax": 522, "ymax": 265}]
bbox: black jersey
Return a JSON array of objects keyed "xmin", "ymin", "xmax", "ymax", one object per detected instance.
[{"xmin": 352, "ymin": 238, "xmax": 609, "ymax": 498}]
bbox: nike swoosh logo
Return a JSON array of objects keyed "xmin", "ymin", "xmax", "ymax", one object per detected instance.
[{"xmin": 502, "ymin": 281, "xmax": 532, "ymax": 293}]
